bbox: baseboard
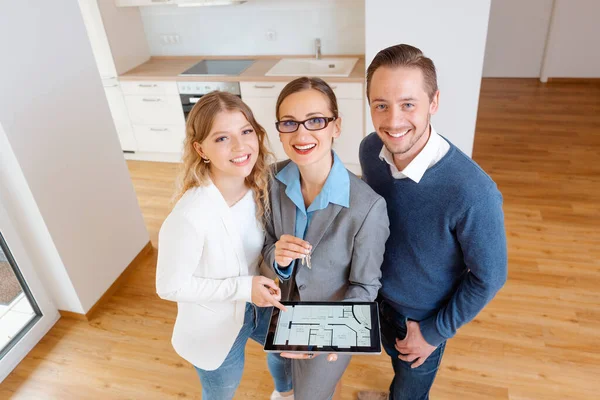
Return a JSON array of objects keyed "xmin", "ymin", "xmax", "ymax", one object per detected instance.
[
  {"xmin": 58, "ymin": 310, "xmax": 88, "ymax": 321},
  {"xmin": 547, "ymin": 78, "xmax": 600, "ymax": 84},
  {"xmin": 59, "ymin": 240, "xmax": 153, "ymax": 321}
]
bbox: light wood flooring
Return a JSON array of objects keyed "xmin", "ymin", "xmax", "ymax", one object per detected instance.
[{"xmin": 1, "ymin": 79, "xmax": 599, "ymax": 399}]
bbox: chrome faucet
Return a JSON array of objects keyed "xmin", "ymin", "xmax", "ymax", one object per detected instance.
[{"xmin": 315, "ymin": 38, "xmax": 322, "ymax": 59}]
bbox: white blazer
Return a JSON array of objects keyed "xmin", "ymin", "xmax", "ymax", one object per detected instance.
[{"xmin": 156, "ymin": 183, "xmax": 259, "ymax": 371}]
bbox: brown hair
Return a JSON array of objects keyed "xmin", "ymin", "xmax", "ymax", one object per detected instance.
[
  {"xmin": 174, "ymin": 91, "xmax": 273, "ymax": 222},
  {"xmin": 366, "ymin": 44, "xmax": 438, "ymax": 102},
  {"xmin": 276, "ymin": 77, "xmax": 339, "ymax": 120}
]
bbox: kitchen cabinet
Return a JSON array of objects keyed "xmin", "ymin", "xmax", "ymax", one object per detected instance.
[
  {"xmin": 104, "ymin": 85, "xmax": 138, "ymax": 151},
  {"xmin": 240, "ymin": 82, "xmax": 287, "ymax": 161},
  {"xmin": 120, "ymin": 81, "xmax": 180, "ymax": 96},
  {"xmin": 329, "ymin": 82, "xmax": 363, "ymax": 173},
  {"xmin": 122, "ymin": 80, "xmax": 186, "ymax": 154},
  {"xmin": 78, "ymin": 0, "xmax": 150, "ymax": 153},
  {"xmin": 124, "ymin": 95, "xmax": 185, "ymax": 126},
  {"xmin": 241, "ymin": 81, "xmax": 364, "ymax": 174},
  {"xmin": 132, "ymin": 125, "xmax": 185, "ymax": 153}
]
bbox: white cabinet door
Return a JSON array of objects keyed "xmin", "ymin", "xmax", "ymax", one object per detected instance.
[
  {"xmin": 240, "ymin": 82, "xmax": 287, "ymax": 161},
  {"xmin": 329, "ymin": 82, "xmax": 363, "ymax": 100},
  {"xmin": 132, "ymin": 125, "xmax": 185, "ymax": 153},
  {"xmin": 243, "ymin": 96, "xmax": 286, "ymax": 161},
  {"xmin": 240, "ymin": 82, "xmax": 287, "ymax": 98},
  {"xmin": 335, "ymin": 98, "xmax": 364, "ymax": 168},
  {"xmin": 104, "ymin": 86, "xmax": 137, "ymax": 151},
  {"xmin": 120, "ymin": 81, "xmax": 180, "ymax": 96},
  {"xmin": 124, "ymin": 95, "xmax": 186, "ymax": 126}
]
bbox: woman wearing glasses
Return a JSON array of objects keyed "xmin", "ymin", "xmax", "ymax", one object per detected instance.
[{"xmin": 262, "ymin": 77, "xmax": 390, "ymax": 400}]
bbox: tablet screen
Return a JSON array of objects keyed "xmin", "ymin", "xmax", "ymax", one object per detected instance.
[{"xmin": 263, "ymin": 301, "xmax": 381, "ymax": 354}]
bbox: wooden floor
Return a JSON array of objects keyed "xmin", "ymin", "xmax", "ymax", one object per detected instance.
[{"xmin": 1, "ymin": 79, "xmax": 599, "ymax": 399}]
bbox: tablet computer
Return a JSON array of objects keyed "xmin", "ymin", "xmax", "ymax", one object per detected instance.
[{"xmin": 263, "ymin": 301, "xmax": 381, "ymax": 355}]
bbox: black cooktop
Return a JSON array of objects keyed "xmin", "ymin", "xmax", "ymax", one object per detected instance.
[{"xmin": 179, "ymin": 59, "xmax": 255, "ymax": 76}]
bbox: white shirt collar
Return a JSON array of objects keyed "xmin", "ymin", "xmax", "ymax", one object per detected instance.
[{"xmin": 378, "ymin": 126, "xmax": 446, "ymax": 183}]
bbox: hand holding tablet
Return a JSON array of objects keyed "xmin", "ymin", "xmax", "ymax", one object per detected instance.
[{"xmin": 263, "ymin": 301, "xmax": 381, "ymax": 355}]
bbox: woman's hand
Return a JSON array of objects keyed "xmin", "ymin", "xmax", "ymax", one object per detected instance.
[
  {"xmin": 274, "ymin": 234, "xmax": 312, "ymax": 267},
  {"xmin": 251, "ymin": 276, "xmax": 287, "ymax": 311}
]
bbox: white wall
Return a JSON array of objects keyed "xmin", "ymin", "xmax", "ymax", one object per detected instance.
[
  {"xmin": 542, "ymin": 0, "xmax": 600, "ymax": 78},
  {"xmin": 365, "ymin": 0, "xmax": 491, "ymax": 157},
  {"xmin": 483, "ymin": 0, "xmax": 553, "ymax": 77},
  {"xmin": 0, "ymin": 1, "xmax": 150, "ymax": 313},
  {"xmin": 0, "ymin": 125, "xmax": 83, "ymax": 314},
  {"xmin": 140, "ymin": 0, "xmax": 364, "ymax": 56}
]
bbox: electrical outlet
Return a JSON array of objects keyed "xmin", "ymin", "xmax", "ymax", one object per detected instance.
[
  {"xmin": 160, "ymin": 34, "xmax": 181, "ymax": 45},
  {"xmin": 265, "ymin": 30, "xmax": 276, "ymax": 41}
]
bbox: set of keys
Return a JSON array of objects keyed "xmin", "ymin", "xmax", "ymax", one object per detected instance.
[{"xmin": 301, "ymin": 252, "xmax": 312, "ymax": 269}]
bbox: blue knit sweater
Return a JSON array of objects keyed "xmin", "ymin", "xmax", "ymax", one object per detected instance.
[{"xmin": 359, "ymin": 132, "xmax": 508, "ymax": 346}]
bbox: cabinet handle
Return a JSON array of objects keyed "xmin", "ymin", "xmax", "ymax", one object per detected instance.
[
  {"xmin": 139, "ymin": 84, "xmax": 158, "ymax": 88},
  {"xmin": 150, "ymin": 128, "xmax": 169, "ymax": 132},
  {"xmin": 142, "ymin": 98, "xmax": 161, "ymax": 102},
  {"xmin": 254, "ymin": 84, "xmax": 275, "ymax": 89},
  {"xmin": 151, "ymin": 0, "xmax": 169, "ymax": 3}
]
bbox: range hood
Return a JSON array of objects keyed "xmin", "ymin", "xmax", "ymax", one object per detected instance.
[{"xmin": 177, "ymin": 0, "xmax": 247, "ymax": 6}]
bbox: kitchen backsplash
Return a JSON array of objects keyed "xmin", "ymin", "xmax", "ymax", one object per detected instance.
[{"xmin": 140, "ymin": 0, "xmax": 364, "ymax": 56}]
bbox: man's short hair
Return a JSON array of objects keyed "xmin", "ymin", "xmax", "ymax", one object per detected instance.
[{"xmin": 366, "ymin": 44, "xmax": 438, "ymax": 102}]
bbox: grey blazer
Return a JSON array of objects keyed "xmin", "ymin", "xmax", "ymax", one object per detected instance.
[{"xmin": 263, "ymin": 160, "xmax": 390, "ymax": 302}]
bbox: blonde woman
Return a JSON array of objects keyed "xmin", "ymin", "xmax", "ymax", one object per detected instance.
[{"xmin": 156, "ymin": 91, "xmax": 293, "ymax": 400}]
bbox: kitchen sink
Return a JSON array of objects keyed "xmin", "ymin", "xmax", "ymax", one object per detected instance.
[{"xmin": 265, "ymin": 58, "xmax": 359, "ymax": 77}]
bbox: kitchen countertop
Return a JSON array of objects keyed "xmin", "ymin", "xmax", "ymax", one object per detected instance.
[{"xmin": 119, "ymin": 55, "xmax": 366, "ymax": 83}]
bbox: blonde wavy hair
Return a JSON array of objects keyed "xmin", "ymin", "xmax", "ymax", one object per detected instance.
[{"xmin": 174, "ymin": 91, "xmax": 273, "ymax": 222}]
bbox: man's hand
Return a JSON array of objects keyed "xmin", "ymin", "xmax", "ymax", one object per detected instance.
[
  {"xmin": 395, "ymin": 321, "xmax": 437, "ymax": 368},
  {"xmin": 251, "ymin": 276, "xmax": 287, "ymax": 311},
  {"xmin": 280, "ymin": 352, "xmax": 338, "ymax": 362}
]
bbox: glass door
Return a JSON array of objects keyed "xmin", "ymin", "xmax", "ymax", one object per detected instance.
[{"xmin": 0, "ymin": 200, "xmax": 59, "ymax": 383}]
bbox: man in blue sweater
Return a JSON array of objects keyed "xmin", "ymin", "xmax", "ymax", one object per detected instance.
[{"xmin": 357, "ymin": 44, "xmax": 508, "ymax": 400}]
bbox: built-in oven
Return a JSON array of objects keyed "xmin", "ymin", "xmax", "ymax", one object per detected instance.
[{"xmin": 177, "ymin": 81, "xmax": 242, "ymax": 121}]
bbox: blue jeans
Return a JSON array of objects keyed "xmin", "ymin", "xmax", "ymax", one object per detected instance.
[
  {"xmin": 378, "ymin": 298, "xmax": 446, "ymax": 400},
  {"xmin": 194, "ymin": 303, "xmax": 293, "ymax": 400}
]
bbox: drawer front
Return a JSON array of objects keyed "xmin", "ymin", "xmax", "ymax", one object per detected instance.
[
  {"xmin": 327, "ymin": 82, "xmax": 364, "ymax": 100},
  {"xmin": 133, "ymin": 125, "xmax": 186, "ymax": 153},
  {"xmin": 241, "ymin": 81, "xmax": 363, "ymax": 101},
  {"xmin": 240, "ymin": 82, "xmax": 288, "ymax": 98},
  {"xmin": 125, "ymin": 95, "xmax": 186, "ymax": 126},
  {"xmin": 120, "ymin": 80, "xmax": 179, "ymax": 96}
]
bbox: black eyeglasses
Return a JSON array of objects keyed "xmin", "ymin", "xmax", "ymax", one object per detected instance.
[{"xmin": 275, "ymin": 117, "xmax": 337, "ymax": 133}]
